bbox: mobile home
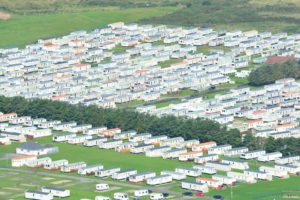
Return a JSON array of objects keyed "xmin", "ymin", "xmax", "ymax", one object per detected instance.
[
  {"xmin": 196, "ymin": 177, "xmax": 223, "ymax": 189},
  {"xmin": 78, "ymin": 164, "xmax": 104, "ymax": 175},
  {"xmin": 61, "ymin": 162, "xmax": 86, "ymax": 173},
  {"xmin": 257, "ymin": 152, "xmax": 282, "ymax": 162},
  {"xmin": 129, "ymin": 133, "xmax": 152, "ymax": 143},
  {"xmin": 52, "ymin": 132, "xmax": 76, "ymax": 142},
  {"xmin": 95, "ymin": 167, "xmax": 121, "ymax": 178},
  {"xmin": 83, "ymin": 137, "xmax": 107, "ymax": 147},
  {"xmin": 146, "ymin": 175, "xmax": 173, "ymax": 185},
  {"xmin": 112, "ymin": 169, "xmax": 137, "ymax": 180},
  {"xmin": 221, "ymin": 158, "xmax": 249, "ymax": 170},
  {"xmin": 129, "ymin": 172, "xmax": 156, "ymax": 182},
  {"xmin": 41, "ymin": 187, "xmax": 70, "ymax": 198},
  {"xmin": 192, "ymin": 141, "xmax": 217, "ymax": 152},
  {"xmin": 114, "ymin": 192, "xmax": 129, "ymax": 200},
  {"xmin": 144, "ymin": 135, "xmax": 168, "ymax": 145},
  {"xmin": 98, "ymin": 139, "xmax": 122, "ymax": 149},
  {"xmin": 26, "ymin": 157, "xmax": 52, "ymax": 168},
  {"xmin": 208, "ymin": 144, "xmax": 232, "ymax": 155},
  {"xmin": 178, "ymin": 151, "xmax": 203, "ymax": 161},
  {"xmin": 25, "ymin": 190, "xmax": 53, "ymax": 200},
  {"xmin": 162, "ymin": 148, "xmax": 187, "ymax": 159},
  {"xmin": 224, "ymin": 147, "xmax": 248, "ymax": 157},
  {"xmin": 181, "ymin": 180, "xmax": 209, "ymax": 193},
  {"xmin": 96, "ymin": 183, "xmax": 109, "ymax": 191},
  {"xmin": 67, "ymin": 135, "xmax": 92, "ymax": 144},
  {"xmin": 84, "ymin": 126, "xmax": 107, "ymax": 135},
  {"xmin": 134, "ymin": 189, "xmax": 149, "ymax": 197},
  {"xmin": 244, "ymin": 170, "xmax": 273, "ymax": 181},
  {"xmin": 130, "ymin": 144, "xmax": 154, "ymax": 154},
  {"xmin": 194, "ymin": 154, "xmax": 219, "ymax": 164},
  {"xmin": 275, "ymin": 156, "xmax": 300, "ymax": 165},
  {"xmin": 161, "ymin": 170, "xmax": 186, "ymax": 180},
  {"xmin": 44, "ymin": 159, "xmax": 68, "ymax": 170},
  {"xmin": 212, "ymin": 174, "xmax": 236, "ymax": 185},
  {"xmin": 275, "ymin": 164, "xmax": 300, "ymax": 175},
  {"xmin": 193, "ymin": 165, "xmax": 216, "ymax": 175},
  {"xmin": 240, "ymin": 150, "xmax": 266, "ymax": 160},
  {"xmin": 205, "ymin": 161, "xmax": 231, "ymax": 172},
  {"xmin": 227, "ymin": 171, "xmax": 257, "ymax": 184},
  {"xmin": 259, "ymin": 166, "xmax": 289, "ymax": 178},
  {"xmin": 175, "ymin": 167, "xmax": 201, "ymax": 177},
  {"xmin": 145, "ymin": 146, "xmax": 171, "ymax": 157}
]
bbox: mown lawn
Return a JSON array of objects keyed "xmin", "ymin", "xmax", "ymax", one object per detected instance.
[{"xmin": 0, "ymin": 6, "xmax": 178, "ymax": 48}]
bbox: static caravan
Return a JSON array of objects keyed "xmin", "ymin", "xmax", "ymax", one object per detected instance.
[
  {"xmin": 26, "ymin": 157, "xmax": 52, "ymax": 168},
  {"xmin": 84, "ymin": 126, "xmax": 107, "ymax": 135},
  {"xmin": 67, "ymin": 124, "xmax": 92, "ymax": 133},
  {"xmin": 99, "ymin": 139, "xmax": 122, "ymax": 149},
  {"xmin": 41, "ymin": 187, "xmax": 70, "ymax": 198},
  {"xmin": 113, "ymin": 130, "xmax": 137, "ymax": 140},
  {"xmin": 181, "ymin": 180, "xmax": 209, "ymax": 193},
  {"xmin": 114, "ymin": 192, "xmax": 129, "ymax": 200},
  {"xmin": 145, "ymin": 146, "xmax": 171, "ymax": 157},
  {"xmin": 244, "ymin": 170, "xmax": 273, "ymax": 181},
  {"xmin": 78, "ymin": 164, "xmax": 104, "ymax": 175},
  {"xmin": 129, "ymin": 172, "xmax": 156, "ymax": 182},
  {"xmin": 83, "ymin": 137, "xmax": 107, "ymax": 147},
  {"xmin": 11, "ymin": 155, "xmax": 37, "ymax": 167},
  {"xmin": 44, "ymin": 159, "xmax": 68, "ymax": 170},
  {"xmin": 9, "ymin": 116, "xmax": 31, "ymax": 125},
  {"xmin": 0, "ymin": 131, "xmax": 26, "ymax": 142},
  {"xmin": 257, "ymin": 152, "xmax": 282, "ymax": 162},
  {"xmin": 0, "ymin": 135, "xmax": 11, "ymax": 145},
  {"xmin": 100, "ymin": 128, "xmax": 121, "ymax": 137},
  {"xmin": 146, "ymin": 175, "xmax": 173, "ymax": 185},
  {"xmin": 26, "ymin": 129, "xmax": 52, "ymax": 139},
  {"xmin": 208, "ymin": 144, "xmax": 232, "ymax": 155},
  {"xmin": 52, "ymin": 132, "xmax": 76, "ymax": 142},
  {"xmin": 162, "ymin": 148, "xmax": 187, "ymax": 159},
  {"xmin": 95, "ymin": 196, "xmax": 110, "ymax": 200},
  {"xmin": 212, "ymin": 174, "xmax": 236, "ymax": 185},
  {"xmin": 95, "ymin": 167, "xmax": 121, "ymax": 178},
  {"xmin": 196, "ymin": 177, "xmax": 223, "ymax": 189},
  {"xmin": 61, "ymin": 162, "xmax": 86, "ymax": 173},
  {"xmin": 129, "ymin": 133, "xmax": 152, "ymax": 143},
  {"xmin": 179, "ymin": 139, "xmax": 199, "ymax": 149},
  {"xmin": 194, "ymin": 154, "xmax": 219, "ymax": 164},
  {"xmin": 275, "ymin": 164, "xmax": 300, "ymax": 175},
  {"xmin": 178, "ymin": 151, "xmax": 203, "ymax": 161},
  {"xmin": 227, "ymin": 171, "xmax": 257, "ymax": 184},
  {"xmin": 161, "ymin": 170, "xmax": 186, "ymax": 180},
  {"xmin": 130, "ymin": 144, "xmax": 154, "ymax": 154},
  {"xmin": 53, "ymin": 122, "xmax": 77, "ymax": 131},
  {"xmin": 205, "ymin": 161, "xmax": 231, "ymax": 172},
  {"xmin": 259, "ymin": 166, "xmax": 289, "ymax": 178},
  {"xmin": 67, "ymin": 135, "xmax": 92, "ymax": 144},
  {"xmin": 96, "ymin": 183, "xmax": 109, "ymax": 191},
  {"xmin": 175, "ymin": 167, "xmax": 201, "ymax": 177},
  {"xmin": 112, "ymin": 169, "xmax": 137, "ymax": 180},
  {"xmin": 25, "ymin": 190, "xmax": 53, "ymax": 200},
  {"xmin": 221, "ymin": 158, "xmax": 249, "ymax": 170},
  {"xmin": 150, "ymin": 193, "xmax": 164, "ymax": 200},
  {"xmin": 224, "ymin": 147, "xmax": 248, "ymax": 157},
  {"xmin": 275, "ymin": 156, "xmax": 300, "ymax": 165},
  {"xmin": 115, "ymin": 142, "xmax": 137, "ymax": 152},
  {"xmin": 240, "ymin": 150, "xmax": 266, "ymax": 160},
  {"xmin": 134, "ymin": 189, "xmax": 149, "ymax": 197},
  {"xmin": 144, "ymin": 135, "xmax": 168, "ymax": 145},
  {"xmin": 193, "ymin": 165, "xmax": 216, "ymax": 175},
  {"xmin": 192, "ymin": 141, "xmax": 217, "ymax": 152},
  {"xmin": 160, "ymin": 137, "xmax": 184, "ymax": 147}
]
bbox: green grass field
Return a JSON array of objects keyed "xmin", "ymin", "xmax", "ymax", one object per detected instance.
[{"xmin": 0, "ymin": 6, "xmax": 178, "ymax": 48}]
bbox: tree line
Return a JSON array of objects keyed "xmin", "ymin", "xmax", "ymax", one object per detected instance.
[
  {"xmin": 248, "ymin": 60, "xmax": 300, "ymax": 86},
  {"xmin": 0, "ymin": 96, "xmax": 299, "ymax": 155}
]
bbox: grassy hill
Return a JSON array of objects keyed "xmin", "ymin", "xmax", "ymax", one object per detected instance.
[
  {"xmin": 144, "ymin": 0, "xmax": 300, "ymax": 33},
  {"xmin": 0, "ymin": 6, "xmax": 178, "ymax": 48}
]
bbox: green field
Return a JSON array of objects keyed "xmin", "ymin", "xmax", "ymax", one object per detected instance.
[{"xmin": 0, "ymin": 6, "xmax": 178, "ymax": 48}]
